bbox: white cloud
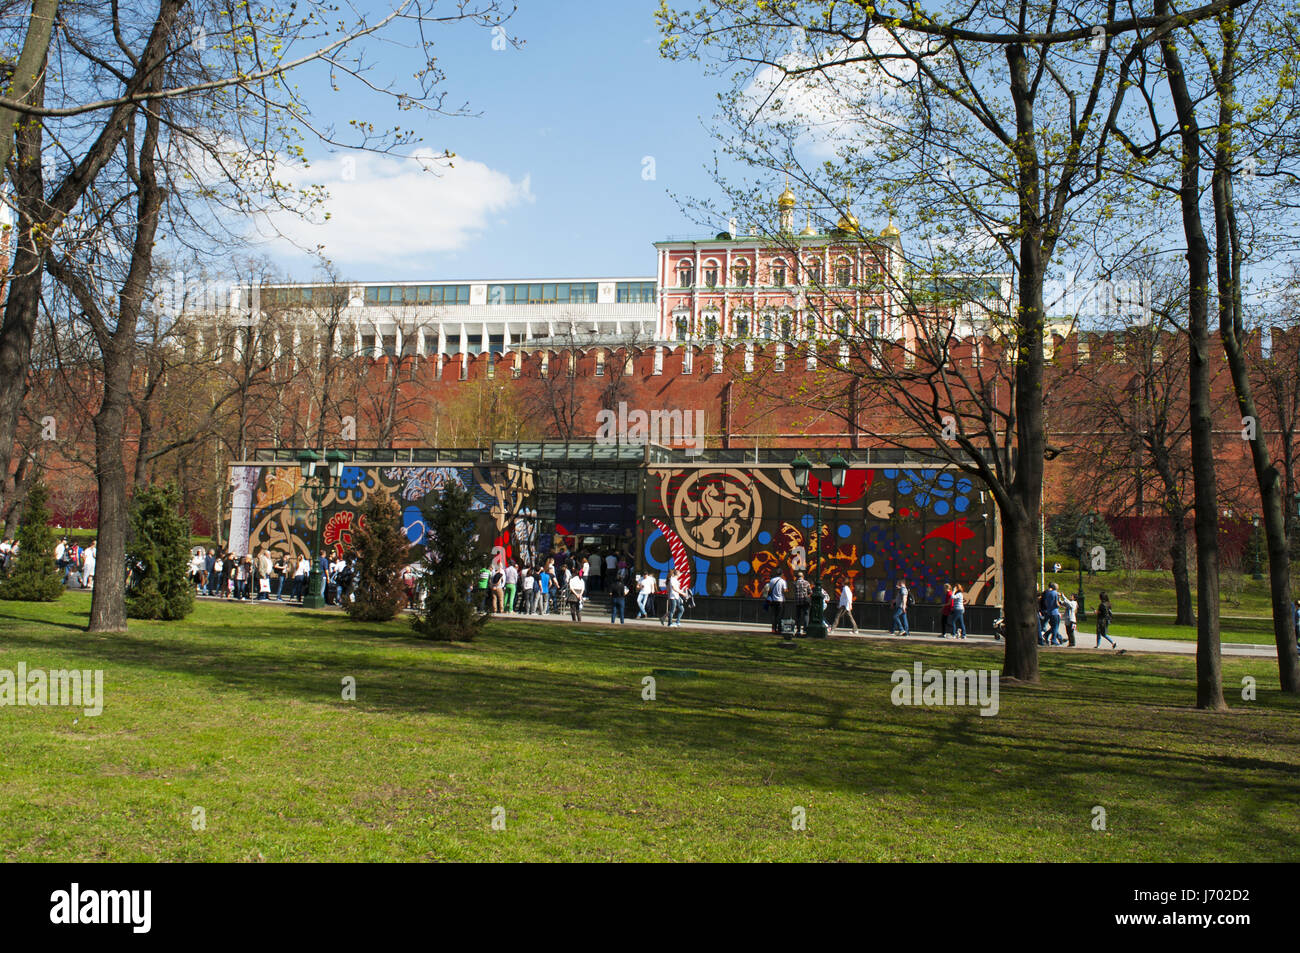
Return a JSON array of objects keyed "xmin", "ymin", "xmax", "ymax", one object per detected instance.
[
  {"xmin": 251, "ymin": 148, "xmax": 533, "ymax": 270},
  {"xmin": 740, "ymin": 29, "xmax": 917, "ymax": 161}
]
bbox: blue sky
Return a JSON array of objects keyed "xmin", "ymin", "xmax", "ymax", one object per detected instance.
[{"xmin": 257, "ymin": 1, "xmax": 734, "ymax": 283}]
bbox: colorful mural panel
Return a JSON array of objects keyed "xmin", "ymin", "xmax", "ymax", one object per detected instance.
[
  {"xmin": 641, "ymin": 465, "xmax": 1000, "ymax": 606},
  {"xmin": 228, "ymin": 463, "xmax": 537, "ymax": 565}
]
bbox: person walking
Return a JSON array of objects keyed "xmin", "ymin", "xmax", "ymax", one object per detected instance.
[
  {"xmin": 566, "ymin": 569, "xmax": 586, "ymax": 621},
  {"xmin": 636, "ymin": 571, "xmax": 654, "ymax": 618},
  {"xmin": 767, "ymin": 572, "xmax": 788, "ymax": 634},
  {"xmin": 272, "ymin": 552, "xmax": 288, "ymax": 600},
  {"xmin": 792, "ymin": 570, "xmax": 812, "ymax": 637},
  {"xmin": 831, "ymin": 578, "xmax": 859, "ymax": 634},
  {"xmin": 503, "ymin": 561, "xmax": 518, "ymax": 614},
  {"xmin": 610, "ymin": 567, "xmax": 629, "ymax": 624},
  {"xmin": 890, "ymin": 579, "xmax": 910, "ymax": 636},
  {"xmin": 1095, "ymin": 591, "xmax": 1118, "ymax": 648},
  {"xmin": 489, "ymin": 563, "xmax": 505, "ymax": 614},
  {"xmin": 939, "ymin": 583, "xmax": 954, "ymax": 637},
  {"xmin": 203, "ymin": 548, "xmax": 215, "ymax": 595},
  {"xmin": 1061, "ymin": 591, "xmax": 1078, "ymax": 647},
  {"xmin": 292, "ymin": 554, "xmax": 310, "ymax": 603},
  {"xmin": 256, "ymin": 548, "xmax": 273, "ymax": 601},
  {"xmin": 663, "ymin": 569, "xmax": 685, "ymax": 627},
  {"xmin": 535, "ymin": 563, "xmax": 551, "ymax": 614},
  {"xmin": 520, "ymin": 566, "xmax": 535, "ymax": 614},
  {"xmin": 951, "ymin": 584, "xmax": 967, "ymax": 639},
  {"xmin": 82, "ymin": 541, "xmax": 97, "ymax": 591},
  {"xmin": 1042, "ymin": 583, "xmax": 1063, "ymax": 645}
]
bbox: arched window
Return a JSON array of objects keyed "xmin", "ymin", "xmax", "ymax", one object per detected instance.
[
  {"xmin": 734, "ymin": 311, "xmax": 750, "ymax": 338},
  {"xmin": 732, "ymin": 259, "xmax": 751, "ymax": 286},
  {"xmin": 762, "ymin": 312, "xmax": 775, "ymax": 339},
  {"xmin": 779, "ymin": 311, "xmax": 793, "ymax": 340},
  {"xmin": 703, "ymin": 259, "xmax": 719, "ymax": 289},
  {"xmin": 806, "ymin": 259, "xmax": 822, "ymax": 286},
  {"xmin": 771, "ymin": 260, "xmax": 787, "ymax": 287},
  {"xmin": 677, "ymin": 261, "xmax": 694, "ymax": 288},
  {"xmin": 675, "ymin": 314, "xmax": 690, "ymax": 339},
  {"xmin": 835, "ymin": 258, "xmax": 852, "ymax": 287},
  {"xmin": 703, "ymin": 309, "xmax": 720, "ymax": 339}
]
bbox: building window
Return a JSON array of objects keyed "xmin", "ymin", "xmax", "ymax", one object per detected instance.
[
  {"xmin": 772, "ymin": 261, "xmax": 786, "ymax": 287},
  {"xmin": 704, "ymin": 262, "xmax": 719, "ymax": 288},
  {"xmin": 615, "ymin": 281, "xmax": 656, "ymax": 303},
  {"xmin": 703, "ymin": 312, "xmax": 719, "ymax": 339},
  {"xmin": 868, "ymin": 312, "xmax": 880, "ymax": 337},
  {"xmin": 675, "ymin": 315, "xmax": 689, "ymax": 340},
  {"xmin": 806, "ymin": 260, "xmax": 822, "ymax": 285},
  {"xmin": 733, "ymin": 260, "xmax": 750, "ymax": 286},
  {"xmin": 780, "ymin": 315, "xmax": 793, "ymax": 340},
  {"xmin": 762, "ymin": 313, "xmax": 775, "ymax": 339},
  {"xmin": 595, "ymin": 349, "xmax": 606, "ymax": 376},
  {"xmin": 837, "ymin": 313, "xmax": 850, "ymax": 338},
  {"xmin": 735, "ymin": 313, "xmax": 750, "ymax": 338},
  {"xmin": 836, "ymin": 259, "xmax": 851, "ymax": 287},
  {"xmin": 678, "ymin": 263, "xmax": 694, "ymax": 288},
  {"xmin": 486, "ymin": 282, "xmax": 598, "ymax": 305}
]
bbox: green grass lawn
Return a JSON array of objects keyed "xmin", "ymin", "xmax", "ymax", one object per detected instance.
[{"xmin": 1, "ymin": 592, "xmax": 1297, "ymax": 861}]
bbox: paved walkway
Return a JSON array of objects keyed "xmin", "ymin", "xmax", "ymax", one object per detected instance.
[{"xmin": 193, "ymin": 593, "xmax": 1279, "ymax": 658}]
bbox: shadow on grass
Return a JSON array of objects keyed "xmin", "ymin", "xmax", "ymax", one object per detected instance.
[{"xmin": 3, "ymin": 598, "xmax": 1299, "ymax": 848}]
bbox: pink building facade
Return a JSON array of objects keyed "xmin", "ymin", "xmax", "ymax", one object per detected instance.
[{"xmin": 653, "ymin": 192, "xmax": 907, "ymax": 346}]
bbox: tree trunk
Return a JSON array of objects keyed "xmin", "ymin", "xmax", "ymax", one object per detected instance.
[
  {"xmin": 1003, "ymin": 41, "xmax": 1046, "ymax": 684},
  {"xmin": 1170, "ymin": 518, "xmax": 1195, "ymax": 626},
  {"xmin": 1160, "ymin": 6, "xmax": 1225, "ymax": 709},
  {"xmin": 1000, "ymin": 502, "xmax": 1040, "ymax": 683},
  {"xmin": 1210, "ymin": 23, "xmax": 1300, "ymax": 693},
  {"xmin": 88, "ymin": 341, "xmax": 131, "ymax": 632}
]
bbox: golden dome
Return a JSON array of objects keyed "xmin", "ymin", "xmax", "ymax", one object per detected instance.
[
  {"xmin": 800, "ymin": 222, "xmax": 818, "ymax": 236},
  {"xmin": 881, "ymin": 220, "xmax": 900, "ymax": 238},
  {"xmin": 836, "ymin": 210, "xmax": 860, "ymax": 233},
  {"xmin": 778, "ymin": 185, "xmax": 797, "ymax": 210}
]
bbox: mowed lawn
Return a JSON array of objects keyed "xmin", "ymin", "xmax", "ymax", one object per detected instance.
[{"xmin": 1, "ymin": 593, "xmax": 1297, "ymax": 862}]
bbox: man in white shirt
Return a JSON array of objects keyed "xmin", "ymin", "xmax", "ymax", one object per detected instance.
[
  {"xmin": 637, "ymin": 572, "xmax": 655, "ymax": 618},
  {"xmin": 832, "ymin": 579, "xmax": 859, "ymax": 633},
  {"xmin": 1061, "ymin": 592, "xmax": 1078, "ymax": 647},
  {"xmin": 767, "ymin": 573, "xmax": 788, "ymax": 634},
  {"xmin": 81, "ymin": 543, "xmax": 97, "ymax": 589},
  {"xmin": 665, "ymin": 569, "xmax": 687, "ymax": 627}
]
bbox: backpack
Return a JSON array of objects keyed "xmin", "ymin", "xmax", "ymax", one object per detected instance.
[{"xmin": 490, "ymin": 571, "xmax": 503, "ymax": 588}]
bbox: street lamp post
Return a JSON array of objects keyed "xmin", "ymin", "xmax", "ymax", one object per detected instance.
[
  {"xmin": 1074, "ymin": 514, "xmax": 1093, "ymax": 621},
  {"xmin": 791, "ymin": 452, "xmax": 849, "ymax": 639},
  {"xmin": 297, "ymin": 447, "xmax": 349, "ymax": 609}
]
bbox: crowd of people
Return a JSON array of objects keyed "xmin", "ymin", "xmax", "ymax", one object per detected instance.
[
  {"xmin": 188, "ymin": 547, "xmax": 364, "ymax": 606},
  {"xmin": 473, "ymin": 549, "xmax": 638, "ymax": 623},
  {"xmin": 3, "ymin": 532, "xmax": 1147, "ymax": 650},
  {"xmin": 0, "ymin": 536, "xmax": 100, "ymax": 588}
]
